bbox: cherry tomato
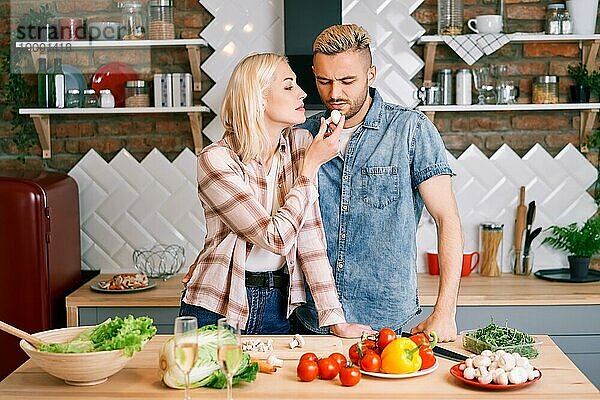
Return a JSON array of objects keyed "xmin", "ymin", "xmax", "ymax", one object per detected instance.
[
  {"xmin": 377, "ymin": 328, "xmax": 397, "ymax": 350},
  {"xmin": 329, "ymin": 352, "xmax": 347, "ymax": 369},
  {"xmin": 317, "ymin": 357, "xmax": 339, "ymax": 380},
  {"xmin": 339, "ymin": 364, "xmax": 361, "ymax": 386},
  {"xmin": 362, "ymin": 339, "xmax": 377, "ymax": 352},
  {"xmin": 299, "ymin": 352, "xmax": 318, "ymax": 364},
  {"xmin": 360, "ymin": 351, "xmax": 382, "ymax": 372},
  {"xmin": 297, "ymin": 360, "xmax": 318, "ymax": 382},
  {"xmin": 349, "ymin": 343, "xmax": 360, "ymax": 365}
]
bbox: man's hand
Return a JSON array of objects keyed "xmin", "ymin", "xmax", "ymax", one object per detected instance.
[
  {"xmin": 410, "ymin": 312, "xmax": 457, "ymax": 343},
  {"xmin": 330, "ymin": 322, "xmax": 376, "ymax": 338}
]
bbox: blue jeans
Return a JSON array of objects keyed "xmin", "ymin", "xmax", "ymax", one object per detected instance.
[{"xmin": 179, "ymin": 287, "xmax": 289, "ymax": 334}]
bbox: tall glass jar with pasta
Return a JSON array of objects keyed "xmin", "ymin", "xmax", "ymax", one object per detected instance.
[{"xmin": 479, "ymin": 222, "xmax": 504, "ymax": 277}]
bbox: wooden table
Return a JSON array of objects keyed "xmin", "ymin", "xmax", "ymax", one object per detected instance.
[
  {"xmin": 65, "ymin": 273, "xmax": 600, "ymax": 327},
  {"xmin": 0, "ymin": 335, "xmax": 598, "ymax": 399}
]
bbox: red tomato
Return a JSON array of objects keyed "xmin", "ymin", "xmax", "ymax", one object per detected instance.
[
  {"xmin": 360, "ymin": 351, "xmax": 382, "ymax": 372},
  {"xmin": 329, "ymin": 352, "xmax": 347, "ymax": 369},
  {"xmin": 339, "ymin": 364, "xmax": 361, "ymax": 387},
  {"xmin": 299, "ymin": 352, "xmax": 318, "ymax": 364},
  {"xmin": 362, "ymin": 339, "xmax": 377, "ymax": 352},
  {"xmin": 377, "ymin": 328, "xmax": 397, "ymax": 350},
  {"xmin": 349, "ymin": 343, "xmax": 360, "ymax": 365},
  {"xmin": 297, "ymin": 360, "xmax": 318, "ymax": 382},
  {"xmin": 317, "ymin": 357, "xmax": 339, "ymax": 380}
]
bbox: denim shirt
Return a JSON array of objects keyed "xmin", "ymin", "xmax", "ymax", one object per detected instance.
[{"xmin": 295, "ymin": 88, "xmax": 454, "ymax": 333}]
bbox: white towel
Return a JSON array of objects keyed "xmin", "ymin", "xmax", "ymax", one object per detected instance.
[{"xmin": 442, "ymin": 34, "xmax": 510, "ymax": 65}]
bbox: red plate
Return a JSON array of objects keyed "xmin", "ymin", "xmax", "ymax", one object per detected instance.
[
  {"xmin": 450, "ymin": 364, "xmax": 542, "ymax": 390},
  {"xmin": 92, "ymin": 62, "xmax": 139, "ymax": 107}
]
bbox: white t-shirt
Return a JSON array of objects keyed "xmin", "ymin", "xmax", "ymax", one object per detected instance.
[
  {"xmin": 245, "ymin": 155, "xmax": 286, "ymax": 272},
  {"xmin": 338, "ymin": 124, "xmax": 362, "ymax": 157}
]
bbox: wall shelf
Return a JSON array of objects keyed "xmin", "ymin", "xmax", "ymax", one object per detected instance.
[
  {"xmin": 416, "ymin": 34, "xmax": 600, "ymax": 151},
  {"xmin": 15, "ymin": 39, "xmax": 212, "ymax": 158},
  {"xmin": 19, "ymin": 106, "xmax": 211, "ymax": 159}
]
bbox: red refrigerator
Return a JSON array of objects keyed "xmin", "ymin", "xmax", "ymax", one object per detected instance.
[{"xmin": 0, "ymin": 170, "xmax": 82, "ymax": 380}]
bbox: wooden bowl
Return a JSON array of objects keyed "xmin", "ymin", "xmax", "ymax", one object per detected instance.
[{"xmin": 19, "ymin": 326, "xmax": 131, "ymax": 386}]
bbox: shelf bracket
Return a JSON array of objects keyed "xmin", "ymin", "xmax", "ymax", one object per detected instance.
[
  {"xmin": 186, "ymin": 45, "xmax": 202, "ymax": 92},
  {"xmin": 188, "ymin": 112, "xmax": 203, "ymax": 155},
  {"xmin": 423, "ymin": 43, "xmax": 438, "ymax": 87},
  {"xmin": 579, "ymin": 109, "xmax": 598, "ymax": 153},
  {"xmin": 581, "ymin": 40, "xmax": 600, "ymax": 70},
  {"xmin": 30, "ymin": 114, "xmax": 51, "ymax": 158},
  {"xmin": 424, "ymin": 111, "xmax": 436, "ymax": 122}
]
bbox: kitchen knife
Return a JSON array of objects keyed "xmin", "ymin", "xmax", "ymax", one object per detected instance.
[{"xmin": 401, "ymin": 332, "xmax": 468, "ymax": 362}]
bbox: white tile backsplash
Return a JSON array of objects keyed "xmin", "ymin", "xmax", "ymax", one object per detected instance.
[{"xmin": 70, "ymin": 144, "xmax": 596, "ymax": 274}]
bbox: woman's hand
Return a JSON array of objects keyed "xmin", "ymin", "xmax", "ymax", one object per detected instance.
[
  {"xmin": 330, "ymin": 322, "xmax": 376, "ymax": 338},
  {"xmin": 301, "ymin": 115, "xmax": 345, "ymax": 180}
]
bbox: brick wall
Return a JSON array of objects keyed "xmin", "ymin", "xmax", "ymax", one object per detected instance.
[
  {"xmin": 0, "ymin": 0, "xmax": 598, "ymax": 173},
  {"xmin": 414, "ymin": 0, "xmax": 600, "ymax": 163},
  {"xmin": 0, "ymin": 0, "xmax": 213, "ymax": 172}
]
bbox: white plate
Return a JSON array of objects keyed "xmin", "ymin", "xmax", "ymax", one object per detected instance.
[{"xmin": 361, "ymin": 360, "xmax": 439, "ymax": 378}]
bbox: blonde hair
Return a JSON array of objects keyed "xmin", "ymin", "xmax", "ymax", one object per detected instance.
[
  {"xmin": 313, "ymin": 24, "xmax": 372, "ymax": 60},
  {"xmin": 221, "ymin": 53, "xmax": 287, "ymax": 163}
]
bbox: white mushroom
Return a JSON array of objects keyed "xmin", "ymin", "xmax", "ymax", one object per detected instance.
[
  {"xmin": 463, "ymin": 367, "xmax": 476, "ymax": 380},
  {"xmin": 289, "ymin": 334, "xmax": 305, "ymax": 349},
  {"xmin": 508, "ymin": 367, "xmax": 525, "ymax": 384},
  {"xmin": 331, "ymin": 110, "xmax": 342, "ymax": 125},
  {"xmin": 493, "ymin": 370, "xmax": 509, "ymax": 385},
  {"xmin": 472, "ymin": 355, "xmax": 491, "ymax": 368},
  {"xmin": 464, "ymin": 358, "xmax": 473, "ymax": 368},
  {"xmin": 459, "ymin": 363, "xmax": 466, "ymax": 371},
  {"xmin": 497, "ymin": 353, "xmax": 516, "ymax": 371},
  {"xmin": 267, "ymin": 354, "xmax": 284, "ymax": 368},
  {"xmin": 481, "ymin": 349, "xmax": 494, "ymax": 358},
  {"xmin": 478, "ymin": 373, "xmax": 493, "ymax": 385}
]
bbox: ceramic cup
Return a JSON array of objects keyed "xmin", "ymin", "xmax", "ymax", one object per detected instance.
[
  {"xmin": 566, "ymin": 0, "xmax": 598, "ymax": 34},
  {"xmin": 467, "ymin": 15, "xmax": 503, "ymax": 34},
  {"xmin": 427, "ymin": 251, "xmax": 480, "ymax": 276}
]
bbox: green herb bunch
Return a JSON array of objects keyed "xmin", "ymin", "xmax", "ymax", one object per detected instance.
[
  {"xmin": 463, "ymin": 320, "xmax": 539, "ymax": 358},
  {"xmin": 567, "ymin": 63, "xmax": 592, "ymax": 87},
  {"xmin": 542, "ymin": 215, "xmax": 600, "ymax": 258}
]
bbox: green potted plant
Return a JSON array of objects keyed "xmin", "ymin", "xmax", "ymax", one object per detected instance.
[
  {"xmin": 542, "ymin": 215, "xmax": 600, "ymax": 279},
  {"xmin": 567, "ymin": 63, "xmax": 592, "ymax": 103}
]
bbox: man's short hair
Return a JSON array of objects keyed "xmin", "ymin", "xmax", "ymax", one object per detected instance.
[{"xmin": 313, "ymin": 24, "xmax": 371, "ymax": 56}]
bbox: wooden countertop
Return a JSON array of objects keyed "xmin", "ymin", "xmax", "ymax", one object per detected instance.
[
  {"xmin": 0, "ymin": 335, "xmax": 598, "ymax": 399},
  {"xmin": 66, "ymin": 273, "xmax": 600, "ymax": 310}
]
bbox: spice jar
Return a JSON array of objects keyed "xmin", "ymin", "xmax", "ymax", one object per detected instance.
[
  {"xmin": 121, "ymin": 1, "xmax": 146, "ymax": 40},
  {"xmin": 479, "ymin": 222, "xmax": 504, "ymax": 277},
  {"xmin": 438, "ymin": 0, "xmax": 464, "ymax": 35},
  {"xmin": 455, "ymin": 69, "xmax": 472, "ymax": 105},
  {"xmin": 125, "ymin": 80, "xmax": 150, "ymax": 107},
  {"xmin": 545, "ymin": 4, "xmax": 563, "ymax": 35},
  {"xmin": 82, "ymin": 89, "xmax": 98, "ymax": 108},
  {"xmin": 149, "ymin": 0, "xmax": 175, "ymax": 40},
  {"xmin": 65, "ymin": 89, "xmax": 81, "ymax": 108},
  {"xmin": 99, "ymin": 89, "xmax": 115, "ymax": 108},
  {"xmin": 532, "ymin": 76, "xmax": 559, "ymax": 104}
]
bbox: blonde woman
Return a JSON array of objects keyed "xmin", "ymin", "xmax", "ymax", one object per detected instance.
[{"xmin": 180, "ymin": 53, "xmax": 370, "ymax": 337}]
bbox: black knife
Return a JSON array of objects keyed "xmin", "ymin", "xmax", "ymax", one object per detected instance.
[{"xmin": 401, "ymin": 332, "xmax": 467, "ymax": 362}]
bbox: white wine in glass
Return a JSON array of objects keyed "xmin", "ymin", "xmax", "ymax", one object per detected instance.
[
  {"xmin": 174, "ymin": 316, "xmax": 198, "ymax": 400},
  {"xmin": 217, "ymin": 318, "xmax": 242, "ymax": 400}
]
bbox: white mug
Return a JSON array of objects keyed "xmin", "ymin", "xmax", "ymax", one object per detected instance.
[
  {"xmin": 566, "ymin": 0, "xmax": 598, "ymax": 34},
  {"xmin": 468, "ymin": 15, "xmax": 503, "ymax": 34}
]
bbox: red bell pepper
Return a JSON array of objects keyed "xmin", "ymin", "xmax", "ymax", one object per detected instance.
[{"xmin": 409, "ymin": 331, "xmax": 438, "ymax": 370}]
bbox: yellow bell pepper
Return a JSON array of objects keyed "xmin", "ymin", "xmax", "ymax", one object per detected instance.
[{"xmin": 380, "ymin": 337, "xmax": 422, "ymax": 374}]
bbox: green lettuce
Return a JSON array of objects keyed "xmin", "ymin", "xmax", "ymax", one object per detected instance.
[
  {"xmin": 39, "ymin": 315, "xmax": 157, "ymax": 357},
  {"xmin": 159, "ymin": 324, "xmax": 258, "ymax": 389}
]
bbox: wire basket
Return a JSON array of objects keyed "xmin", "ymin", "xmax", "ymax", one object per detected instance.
[{"xmin": 132, "ymin": 244, "xmax": 184, "ymax": 280}]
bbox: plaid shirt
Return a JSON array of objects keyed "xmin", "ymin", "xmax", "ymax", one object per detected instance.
[{"xmin": 183, "ymin": 128, "xmax": 346, "ymax": 330}]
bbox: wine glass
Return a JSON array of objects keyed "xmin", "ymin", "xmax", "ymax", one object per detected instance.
[
  {"xmin": 472, "ymin": 66, "xmax": 495, "ymax": 105},
  {"xmin": 174, "ymin": 316, "xmax": 198, "ymax": 400},
  {"xmin": 217, "ymin": 318, "xmax": 242, "ymax": 400}
]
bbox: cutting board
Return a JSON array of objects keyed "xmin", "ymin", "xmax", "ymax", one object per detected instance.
[{"xmin": 243, "ymin": 335, "xmax": 343, "ymax": 360}]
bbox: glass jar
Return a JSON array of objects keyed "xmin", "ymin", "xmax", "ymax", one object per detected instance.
[
  {"xmin": 65, "ymin": 89, "xmax": 81, "ymax": 108},
  {"xmin": 99, "ymin": 89, "xmax": 115, "ymax": 108},
  {"xmin": 532, "ymin": 76, "xmax": 559, "ymax": 104},
  {"xmin": 121, "ymin": 1, "xmax": 146, "ymax": 40},
  {"xmin": 82, "ymin": 89, "xmax": 98, "ymax": 108},
  {"xmin": 479, "ymin": 222, "xmax": 504, "ymax": 277},
  {"xmin": 149, "ymin": 0, "xmax": 175, "ymax": 40},
  {"xmin": 125, "ymin": 80, "xmax": 150, "ymax": 107},
  {"xmin": 545, "ymin": 4, "xmax": 563, "ymax": 35},
  {"xmin": 561, "ymin": 9, "xmax": 573, "ymax": 34},
  {"xmin": 510, "ymin": 246, "xmax": 534, "ymax": 276},
  {"xmin": 438, "ymin": 0, "xmax": 464, "ymax": 35},
  {"xmin": 455, "ymin": 69, "xmax": 472, "ymax": 105}
]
